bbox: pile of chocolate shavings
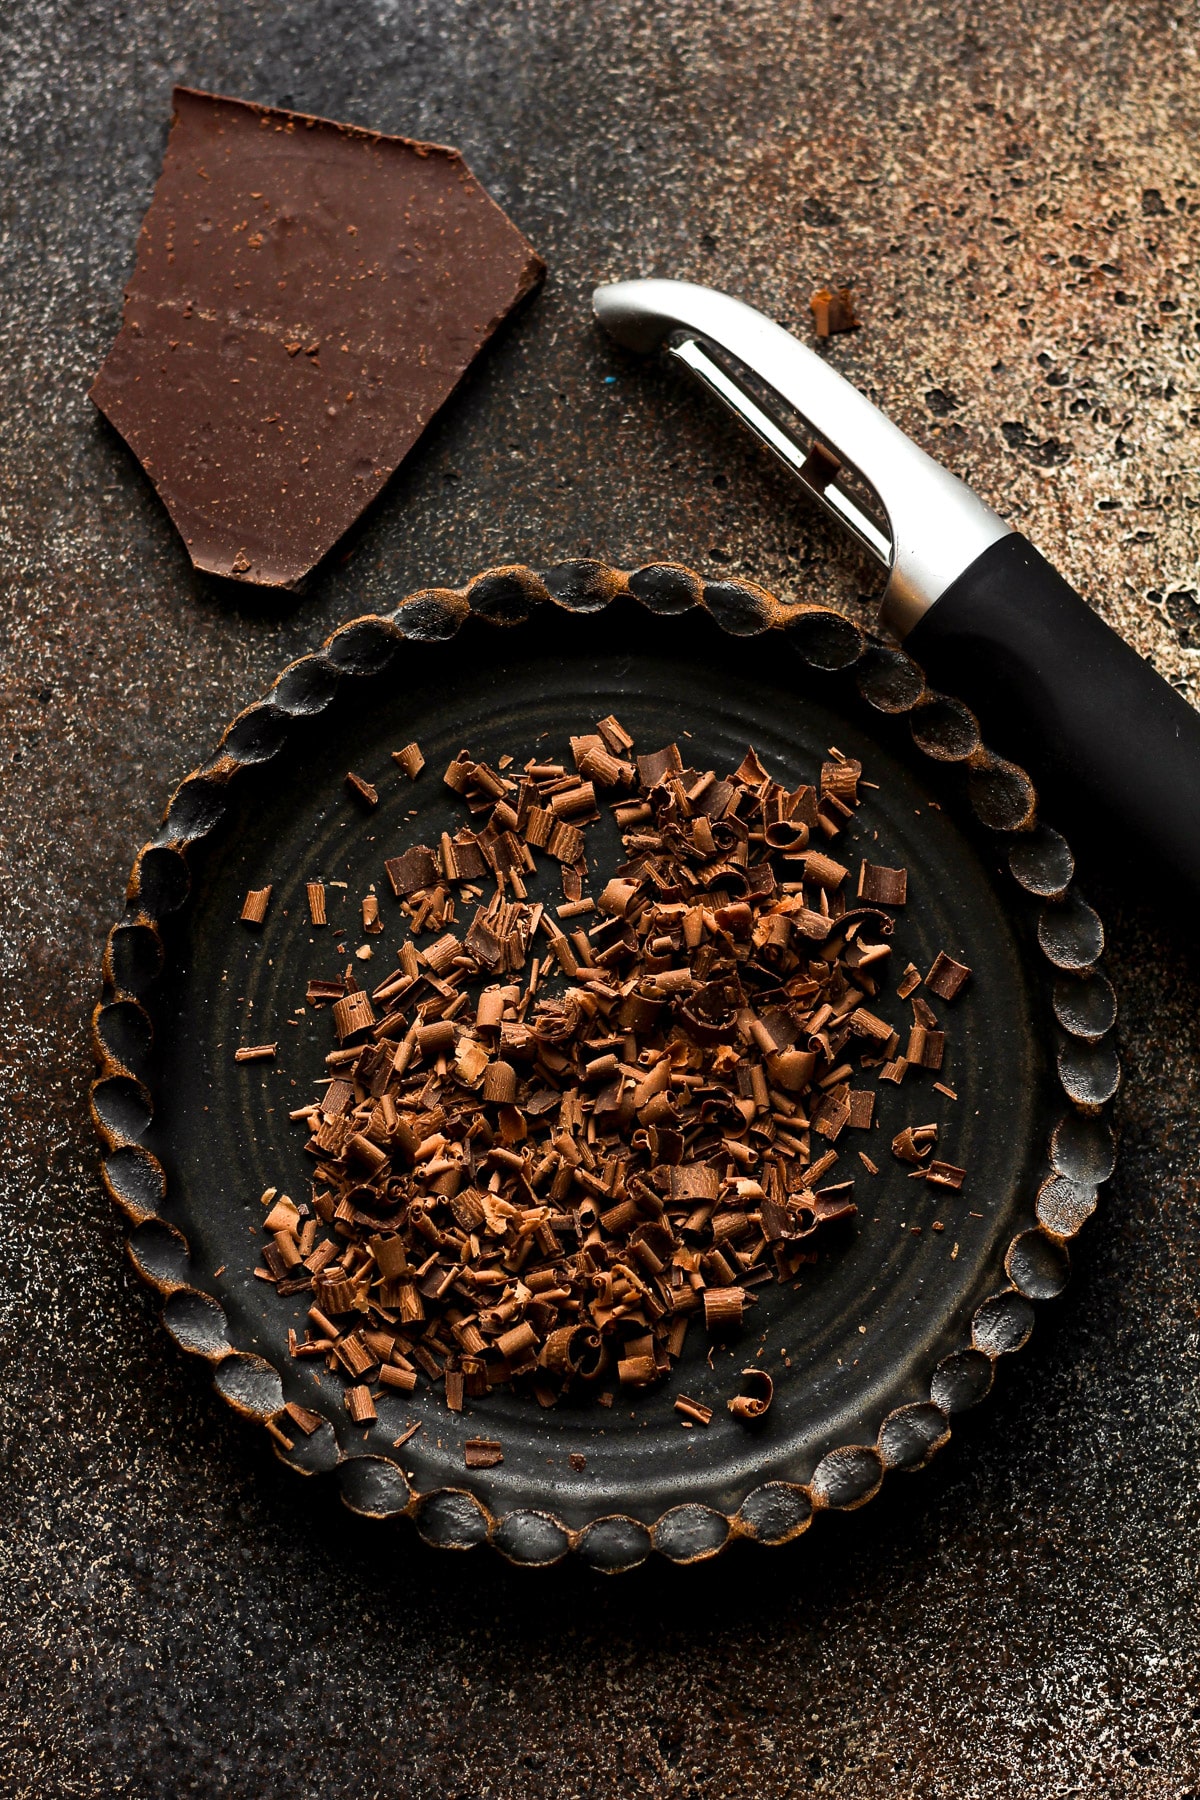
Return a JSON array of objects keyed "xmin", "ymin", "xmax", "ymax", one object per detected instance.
[{"xmin": 255, "ymin": 718, "xmax": 972, "ymax": 1427}]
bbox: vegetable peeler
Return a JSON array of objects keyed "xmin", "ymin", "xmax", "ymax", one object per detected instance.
[{"xmin": 593, "ymin": 277, "xmax": 1200, "ymax": 906}]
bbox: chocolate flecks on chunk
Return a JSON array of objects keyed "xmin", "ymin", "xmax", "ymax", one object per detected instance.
[{"xmin": 90, "ymin": 88, "xmax": 544, "ymax": 587}]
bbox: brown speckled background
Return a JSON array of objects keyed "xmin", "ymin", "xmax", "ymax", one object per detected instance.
[{"xmin": 3, "ymin": 2, "xmax": 1200, "ymax": 1795}]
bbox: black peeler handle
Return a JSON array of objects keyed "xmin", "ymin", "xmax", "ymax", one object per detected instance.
[{"xmin": 906, "ymin": 533, "xmax": 1200, "ymax": 900}]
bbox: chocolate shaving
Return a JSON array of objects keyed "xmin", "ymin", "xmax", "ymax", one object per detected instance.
[
  {"xmin": 847, "ymin": 1089, "xmax": 875, "ymax": 1129},
  {"xmin": 464, "ymin": 1438, "xmax": 504, "ymax": 1468},
  {"xmin": 637, "ymin": 744, "xmax": 684, "ymax": 787},
  {"xmin": 926, "ymin": 951, "xmax": 972, "ymax": 1001},
  {"xmin": 346, "ymin": 772, "xmax": 379, "ymax": 809},
  {"xmin": 331, "ymin": 990, "xmax": 376, "ymax": 1042},
  {"xmin": 307, "ymin": 977, "xmax": 346, "ymax": 1005},
  {"xmin": 704, "ymin": 1286, "xmax": 746, "ymax": 1330},
  {"xmin": 283, "ymin": 1401, "xmax": 323, "ymax": 1436},
  {"xmin": 728, "ymin": 1367, "xmax": 774, "ymax": 1422},
  {"xmin": 897, "ymin": 963, "xmax": 922, "ymax": 999},
  {"xmin": 240, "ymin": 886, "xmax": 272, "ymax": 926},
  {"xmin": 393, "ymin": 743, "xmax": 425, "ymax": 780},
  {"xmin": 892, "ymin": 1123, "xmax": 938, "ymax": 1163},
  {"xmin": 821, "ymin": 755, "xmax": 861, "ymax": 804},
  {"xmin": 345, "ymin": 1385, "xmax": 377, "ymax": 1424},
  {"xmin": 857, "ymin": 861, "xmax": 907, "ymax": 907},
  {"xmin": 385, "ymin": 845, "xmax": 439, "ymax": 897},
  {"xmin": 255, "ymin": 725, "xmax": 972, "ymax": 1415},
  {"xmin": 906, "ymin": 1024, "xmax": 945, "ymax": 1071},
  {"xmin": 306, "ymin": 882, "xmax": 328, "ymax": 928},
  {"xmin": 235, "ymin": 1044, "xmax": 276, "ymax": 1063},
  {"xmin": 809, "ymin": 286, "xmax": 860, "ymax": 337}
]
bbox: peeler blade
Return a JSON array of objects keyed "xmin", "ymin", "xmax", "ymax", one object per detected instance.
[{"xmin": 593, "ymin": 278, "xmax": 1010, "ymax": 637}]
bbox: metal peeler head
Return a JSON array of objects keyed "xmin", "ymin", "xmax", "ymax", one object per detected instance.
[{"xmin": 593, "ymin": 278, "xmax": 1009, "ymax": 638}]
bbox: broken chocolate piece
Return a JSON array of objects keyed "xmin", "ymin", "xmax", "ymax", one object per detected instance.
[{"xmin": 90, "ymin": 88, "xmax": 544, "ymax": 587}]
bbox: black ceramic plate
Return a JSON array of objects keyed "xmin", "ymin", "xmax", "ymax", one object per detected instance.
[{"xmin": 92, "ymin": 561, "xmax": 1120, "ymax": 1570}]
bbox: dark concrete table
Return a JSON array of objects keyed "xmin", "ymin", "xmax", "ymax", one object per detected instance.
[{"xmin": 3, "ymin": 2, "xmax": 1199, "ymax": 1793}]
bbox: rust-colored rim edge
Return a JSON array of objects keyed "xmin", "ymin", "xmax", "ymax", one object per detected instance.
[{"xmin": 91, "ymin": 559, "xmax": 1119, "ymax": 1570}]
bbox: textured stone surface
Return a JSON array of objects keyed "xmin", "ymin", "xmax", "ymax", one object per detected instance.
[{"xmin": 2, "ymin": 1, "xmax": 1199, "ymax": 1795}]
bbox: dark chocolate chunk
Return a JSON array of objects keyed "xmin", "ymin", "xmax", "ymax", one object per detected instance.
[{"xmin": 90, "ymin": 87, "xmax": 543, "ymax": 587}]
